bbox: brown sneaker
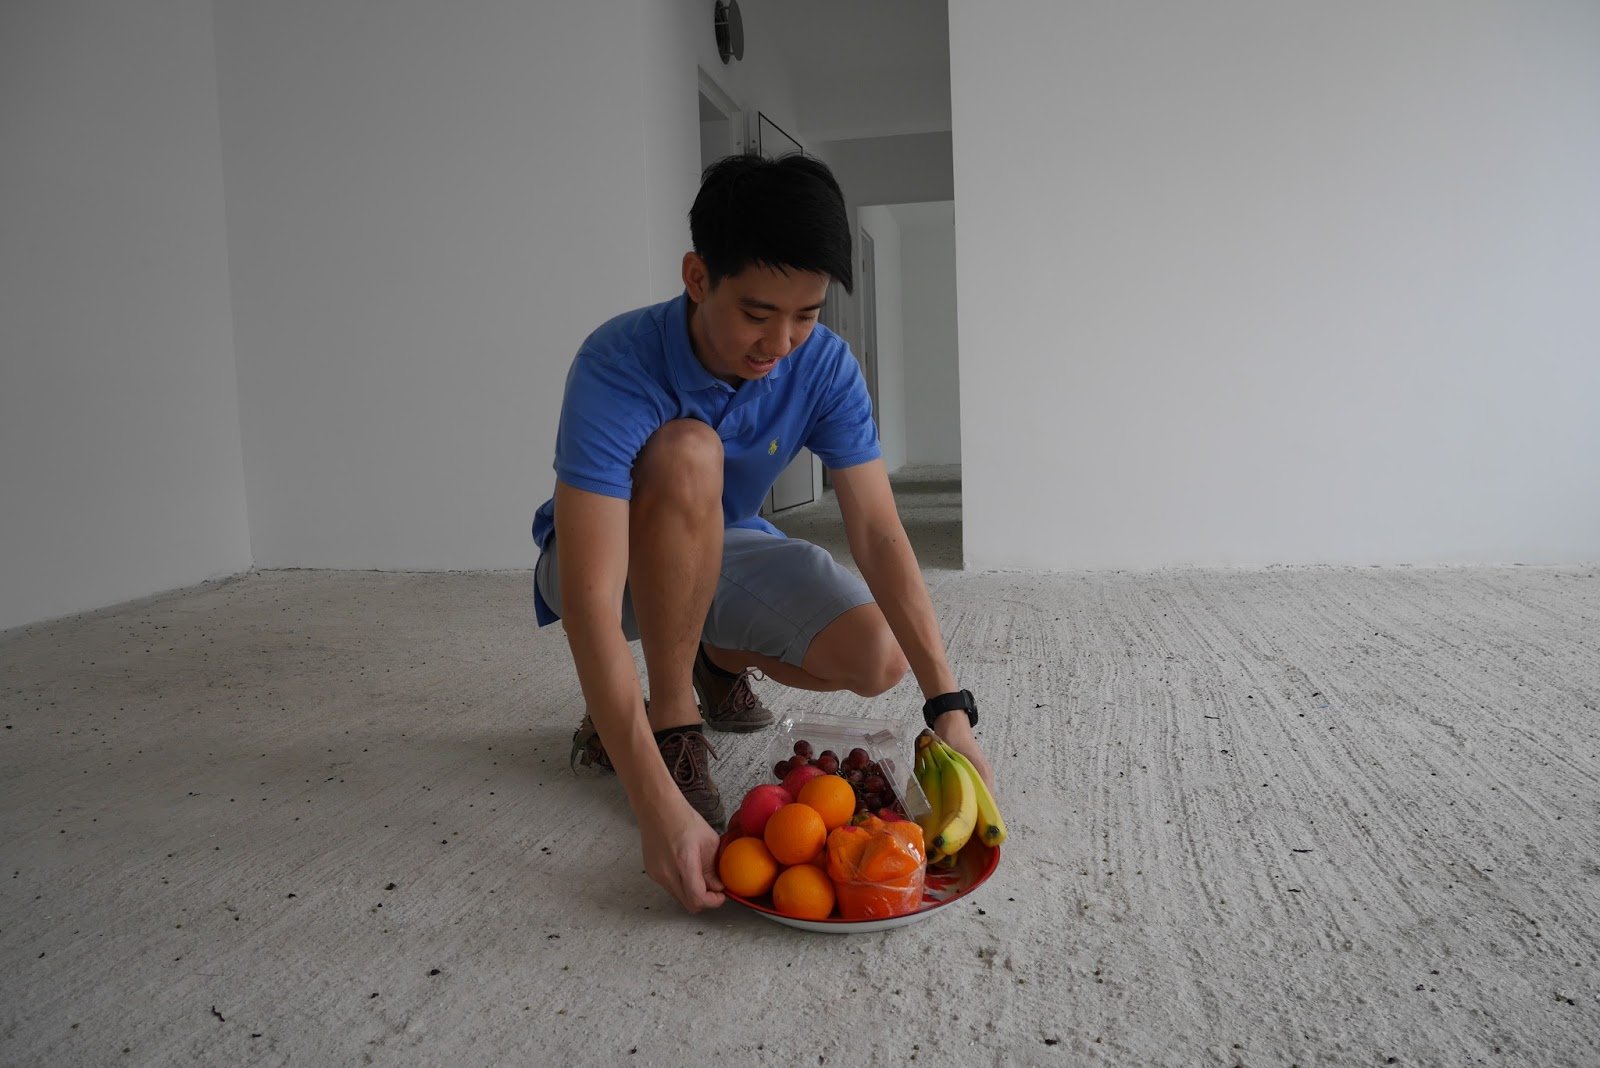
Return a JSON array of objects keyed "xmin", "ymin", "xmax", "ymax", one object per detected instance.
[
  {"xmin": 569, "ymin": 711, "xmax": 613, "ymax": 773},
  {"xmin": 569, "ymin": 712, "xmax": 726, "ymax": 829},
  {"xmin": 657, "ymin": 729, "xmax": 725, "ymax": 829},
  {"xmin": 692, "ymin": 646, "xmax": 775, "ymax": 732}
]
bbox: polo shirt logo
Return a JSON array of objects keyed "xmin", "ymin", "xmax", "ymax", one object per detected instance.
[{"xmin": 768, "ymin": 438, "xmax": 780, "ymax": 455}]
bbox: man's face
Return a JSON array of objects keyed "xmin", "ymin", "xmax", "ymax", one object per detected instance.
[{"xmin": 683, "ymin": 254, "xmax": 829, "ymax": 385}]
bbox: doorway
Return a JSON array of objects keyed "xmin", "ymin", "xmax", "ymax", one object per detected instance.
[
  {"xmin": 853, "ymin": 202, "xmax": 959, "ymax": 474},
  {"xmin": 698, "ymin": 71, "xmax": 742, "ymax": 171}
]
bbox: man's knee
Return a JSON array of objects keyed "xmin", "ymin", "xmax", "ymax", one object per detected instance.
[
  {"xmin": 807, "ymin": 604, "xmax": 909, "ymax": 697},
  {"xmin": 850, "ymin": 625, "xmax": 909, "ymax": 698},
  {"xmin": 633, "ymin": 419, "xmax": 722, "ymax": 506}
]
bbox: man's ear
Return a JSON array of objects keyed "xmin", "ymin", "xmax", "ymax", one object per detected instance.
[{"xmin": 682, "ymin": 252, "xmax": 711, "ymax": 303}]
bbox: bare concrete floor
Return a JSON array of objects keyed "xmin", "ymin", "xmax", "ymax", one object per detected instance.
[{"xmin": 4, "ymin": 479, "xmax": 1600, "ymax": 1066}]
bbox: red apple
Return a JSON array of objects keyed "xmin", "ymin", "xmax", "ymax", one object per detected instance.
[
  {"xmin": 736, "ymin": 784, "xmax": 791, "ymax": 838},
  {"xmin": 781, "ymin": 763, "xmax": 829, "ymax": 800}
]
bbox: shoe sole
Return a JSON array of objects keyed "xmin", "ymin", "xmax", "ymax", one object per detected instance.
[{"xmin": 702, "ymin": 716, "xmax": 773, "ymax": 734}]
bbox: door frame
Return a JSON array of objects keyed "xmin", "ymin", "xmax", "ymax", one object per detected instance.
[
  {"xmin": 858, "ymin": 227, "xmax": 882, "ymax": 424},
  {"xmin": 697, "ymin": 70, "xmax": 744, "ymax": 157}
]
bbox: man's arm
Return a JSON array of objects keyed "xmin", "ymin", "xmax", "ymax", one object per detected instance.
[
  {"xmin": 553, "ymin": 481, "xmax": 725, "ymax": 911},
  {"xmin": 830, "ymin": 460, "xmax": 995, "ymax": 787}
]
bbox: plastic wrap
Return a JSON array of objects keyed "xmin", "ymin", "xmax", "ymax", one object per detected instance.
[
  {"xmin": 825, "ymin": 815, "xmax": 928, "ymax": 920},
  {"xmin": 755, "ymin": 712, "xmax": 931, "ymax": 826}
]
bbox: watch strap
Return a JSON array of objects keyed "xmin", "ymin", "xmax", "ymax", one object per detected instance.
[{"xmin": 922, "ymin": 689, "xmax": 978, "ymax": 730}]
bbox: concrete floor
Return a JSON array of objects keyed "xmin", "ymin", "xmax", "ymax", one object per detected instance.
[{"xmin": 4, "ymin": 471, "xmax": 1600, "ymax": 1066}]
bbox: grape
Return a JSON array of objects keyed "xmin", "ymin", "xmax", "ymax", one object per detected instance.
[
  {"xmin": 819, "ymin": 749, "xmax": 837, "ymax": 764},
  {"xmin": 774, "ymin": 759, "xmax": 792, "ymax": 779},
  {"xmin": 846, "ymin": 748, "xmax": 871, "ymax": 771},
  {"xmin": 846, "ymin": 768, "xmax": 865, "ymax": 784},
  {"xmin": 815, "ymin": 753, "xmax": 839, "ymax": 774},
  {"xmin": 790, "ymin": 754, "xmax": 810, "ymax": 768},
  {"xmin": 793, "ymin": 739, "xmax": 814, "ymax": 759},
  {"xmin": 863, "ymin": 775, "xmax": 887, "ymax": 795}
]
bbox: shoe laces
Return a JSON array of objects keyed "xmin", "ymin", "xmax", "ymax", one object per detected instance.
[
  {"xmin": 723, "ymin": 668, "xmax": 764, "ymax": 715},
  {"xmin": 660, "ymin": 730, "xmax": 718, "ymax": 789}
]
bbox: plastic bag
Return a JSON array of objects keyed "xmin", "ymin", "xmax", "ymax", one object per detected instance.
[
  {"xmin": 757, "ymin": 712, "xmax": 932, "ymax": 826},
  {"xmin": 825, "ymin": 815, "xmax": 928, "ymax": 919}
]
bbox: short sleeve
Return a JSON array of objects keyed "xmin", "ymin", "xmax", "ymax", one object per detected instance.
[
  {"xmin": 805, "ymin": 344, "xmax": 881, "ymax": 470},
  {"xmin": 551, "ymin": 349, "xmax": 665, "ymax": 500}
]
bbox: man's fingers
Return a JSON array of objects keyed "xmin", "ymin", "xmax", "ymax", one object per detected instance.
[
  {"xmin": 680, "ymin": 858, "xmax": 725, "ymax": 911},
  {"xmin": 702, "ymin": 850, "xmax": 725, "ymax": 894}
]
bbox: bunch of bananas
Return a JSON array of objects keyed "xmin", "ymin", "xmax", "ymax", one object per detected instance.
[{"xmin": 914, "ymin": 731, "xmax": 1007, "ymax": 865}]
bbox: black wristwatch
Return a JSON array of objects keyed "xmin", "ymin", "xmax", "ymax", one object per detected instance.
[{"xmin": 922, "ymin": 689, "xmax": 978, "ymax": 730}]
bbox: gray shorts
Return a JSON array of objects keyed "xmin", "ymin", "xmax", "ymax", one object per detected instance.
[{"xmin": 535, "ymin": 526, "xmax": 874, "ymax": 668}]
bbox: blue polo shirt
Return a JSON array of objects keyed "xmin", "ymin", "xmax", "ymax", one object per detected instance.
[{"xmin": 530, "ymin": 292, "xmax": 880, "ymax": 625}]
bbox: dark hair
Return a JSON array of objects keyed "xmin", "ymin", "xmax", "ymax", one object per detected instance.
[{"xmin": 690, "ymin": 153, "xmax": 853, "ymax": 293}]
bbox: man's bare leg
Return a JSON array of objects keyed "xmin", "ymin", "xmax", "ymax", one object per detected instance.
[
  {"xmin": 703, "ymin": 601, "xmax": 909, "ymax": 698},
  {"xmin": 628, "ymin": 420, "xmax": 725, "ymax": 732}
]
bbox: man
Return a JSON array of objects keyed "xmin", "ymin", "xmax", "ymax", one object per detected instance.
[{"xmin": 531, "ymin": 153, "xmax": 994, "ymax": 913}]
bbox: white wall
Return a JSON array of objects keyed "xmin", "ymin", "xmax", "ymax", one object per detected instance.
[
  {"xmin": 859, "ymin": 207, "xmax": 907, "ymax": 473},
  {"xmin": 211, "ymin": 0, "xmax": 812, "ymax": 571},
  {"xmin": 814, "ymin": 132, "xmax": 954, "ymax": 377},
  {"xmin": 952, "ymin": 2, "xmax": 1600, "ymax": 569},
  {"xmin": 0, "ymin": 2, "xmax": 849, "ymax": 627},
  {"xmin": 213, "ymin": 1, "xmax": 704, "ymax": 570},
  {"xmin": 0, "ymin": 1, "xmax": 250, "ymax": 631},
  {"xmin": 762, "ymin": 0, "xmax": 950, "ymax": 142},
  {"xmin": 642, "ymin": 0, "xmax": 703, "ymax": 301},
  {"xmin": 894, "ymin": 203, "xmax": 961, "ymax": 466},
  {"xmin": 818, "ymin": 133, "xmax": 954, "ymax": 211}
]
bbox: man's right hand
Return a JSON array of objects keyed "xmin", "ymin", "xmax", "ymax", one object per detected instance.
[{"xmin": 638, "ymin": 794, "xmax": 727, "ymax": 913}]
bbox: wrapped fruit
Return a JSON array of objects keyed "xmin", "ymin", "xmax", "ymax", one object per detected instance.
[{"xmin": 824, "ymin": 816, "xmax": 927, "ymax": 920}]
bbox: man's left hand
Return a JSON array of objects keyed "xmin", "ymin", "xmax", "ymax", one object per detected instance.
[{"xmin": 932, "ymin": 710, "xmax": 995, "ymax": 790}]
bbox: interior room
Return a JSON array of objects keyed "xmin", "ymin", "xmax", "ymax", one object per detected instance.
[{"xmin": 3, "ymin": 2, "xmax": 1598, "ymax": 1064}]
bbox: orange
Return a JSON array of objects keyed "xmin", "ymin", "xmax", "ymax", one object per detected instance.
[
  {"xmin": 770, "ymin": 862, "xmax": 837, "ymax": 920},
  {"xmin": 763, "ymin": 803, "xmax": 827, "ymax": 866},
  {"xmin": 826, "ymin": 817, "xmax": 927, "ymax": 921},
  {"xmin": 717, "ymin": 836, "xmax": 779, "ymax": 898},
  {"xmin": 797, "ymin": 774, "xmax": 857, "ymax": 831},
  {"xmin": 825, "ymin": 823, "xmax": 871, "ymax": 878}
]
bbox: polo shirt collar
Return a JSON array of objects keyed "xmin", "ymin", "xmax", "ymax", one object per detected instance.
[
  {"xmin": 666, "ymin": 291, "xmax": 798, "ymax": 396},
  {"xmin": 666, "ymin": 292, "xmax": 729, "ymax": 394}
]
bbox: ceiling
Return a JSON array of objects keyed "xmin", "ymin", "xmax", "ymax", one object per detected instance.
[{"xmin": 755, "ymin": 0, "xmax": 952, "ymax": 144}]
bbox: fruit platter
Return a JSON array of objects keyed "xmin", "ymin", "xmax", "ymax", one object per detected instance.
[{"xmin": 718, "ymin": 718, "xmax": 1005, "ymax": 933}]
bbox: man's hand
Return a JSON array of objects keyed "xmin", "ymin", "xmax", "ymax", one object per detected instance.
[
  {"xmin": 637, "ymin": 794, "xmax": 726, "ymax": 913},
  {"xmin": 932, "ymin": 710, "xmax": 995, "ymax": 790}
]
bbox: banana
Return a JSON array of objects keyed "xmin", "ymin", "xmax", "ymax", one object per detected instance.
[
  {"xmin": 928, "ymin": 739, "xmax": 977, "ymax": 859},
  {"xmin": 939, "ymin": 743, "xmax": 1008, "ymax": 847},
  {"xmin": 913, "ymin": 734, "xmax": 944, "ymax": 847}
]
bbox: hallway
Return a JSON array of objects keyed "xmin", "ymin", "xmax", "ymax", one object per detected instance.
[{"xmin": 773, "ymin": 463, "xmax": 963, "ymax": 571}]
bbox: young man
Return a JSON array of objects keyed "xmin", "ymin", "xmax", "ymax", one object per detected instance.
[{"xmin": 531, "ymin": 154, "xmax": 994, "ymax": 913}]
